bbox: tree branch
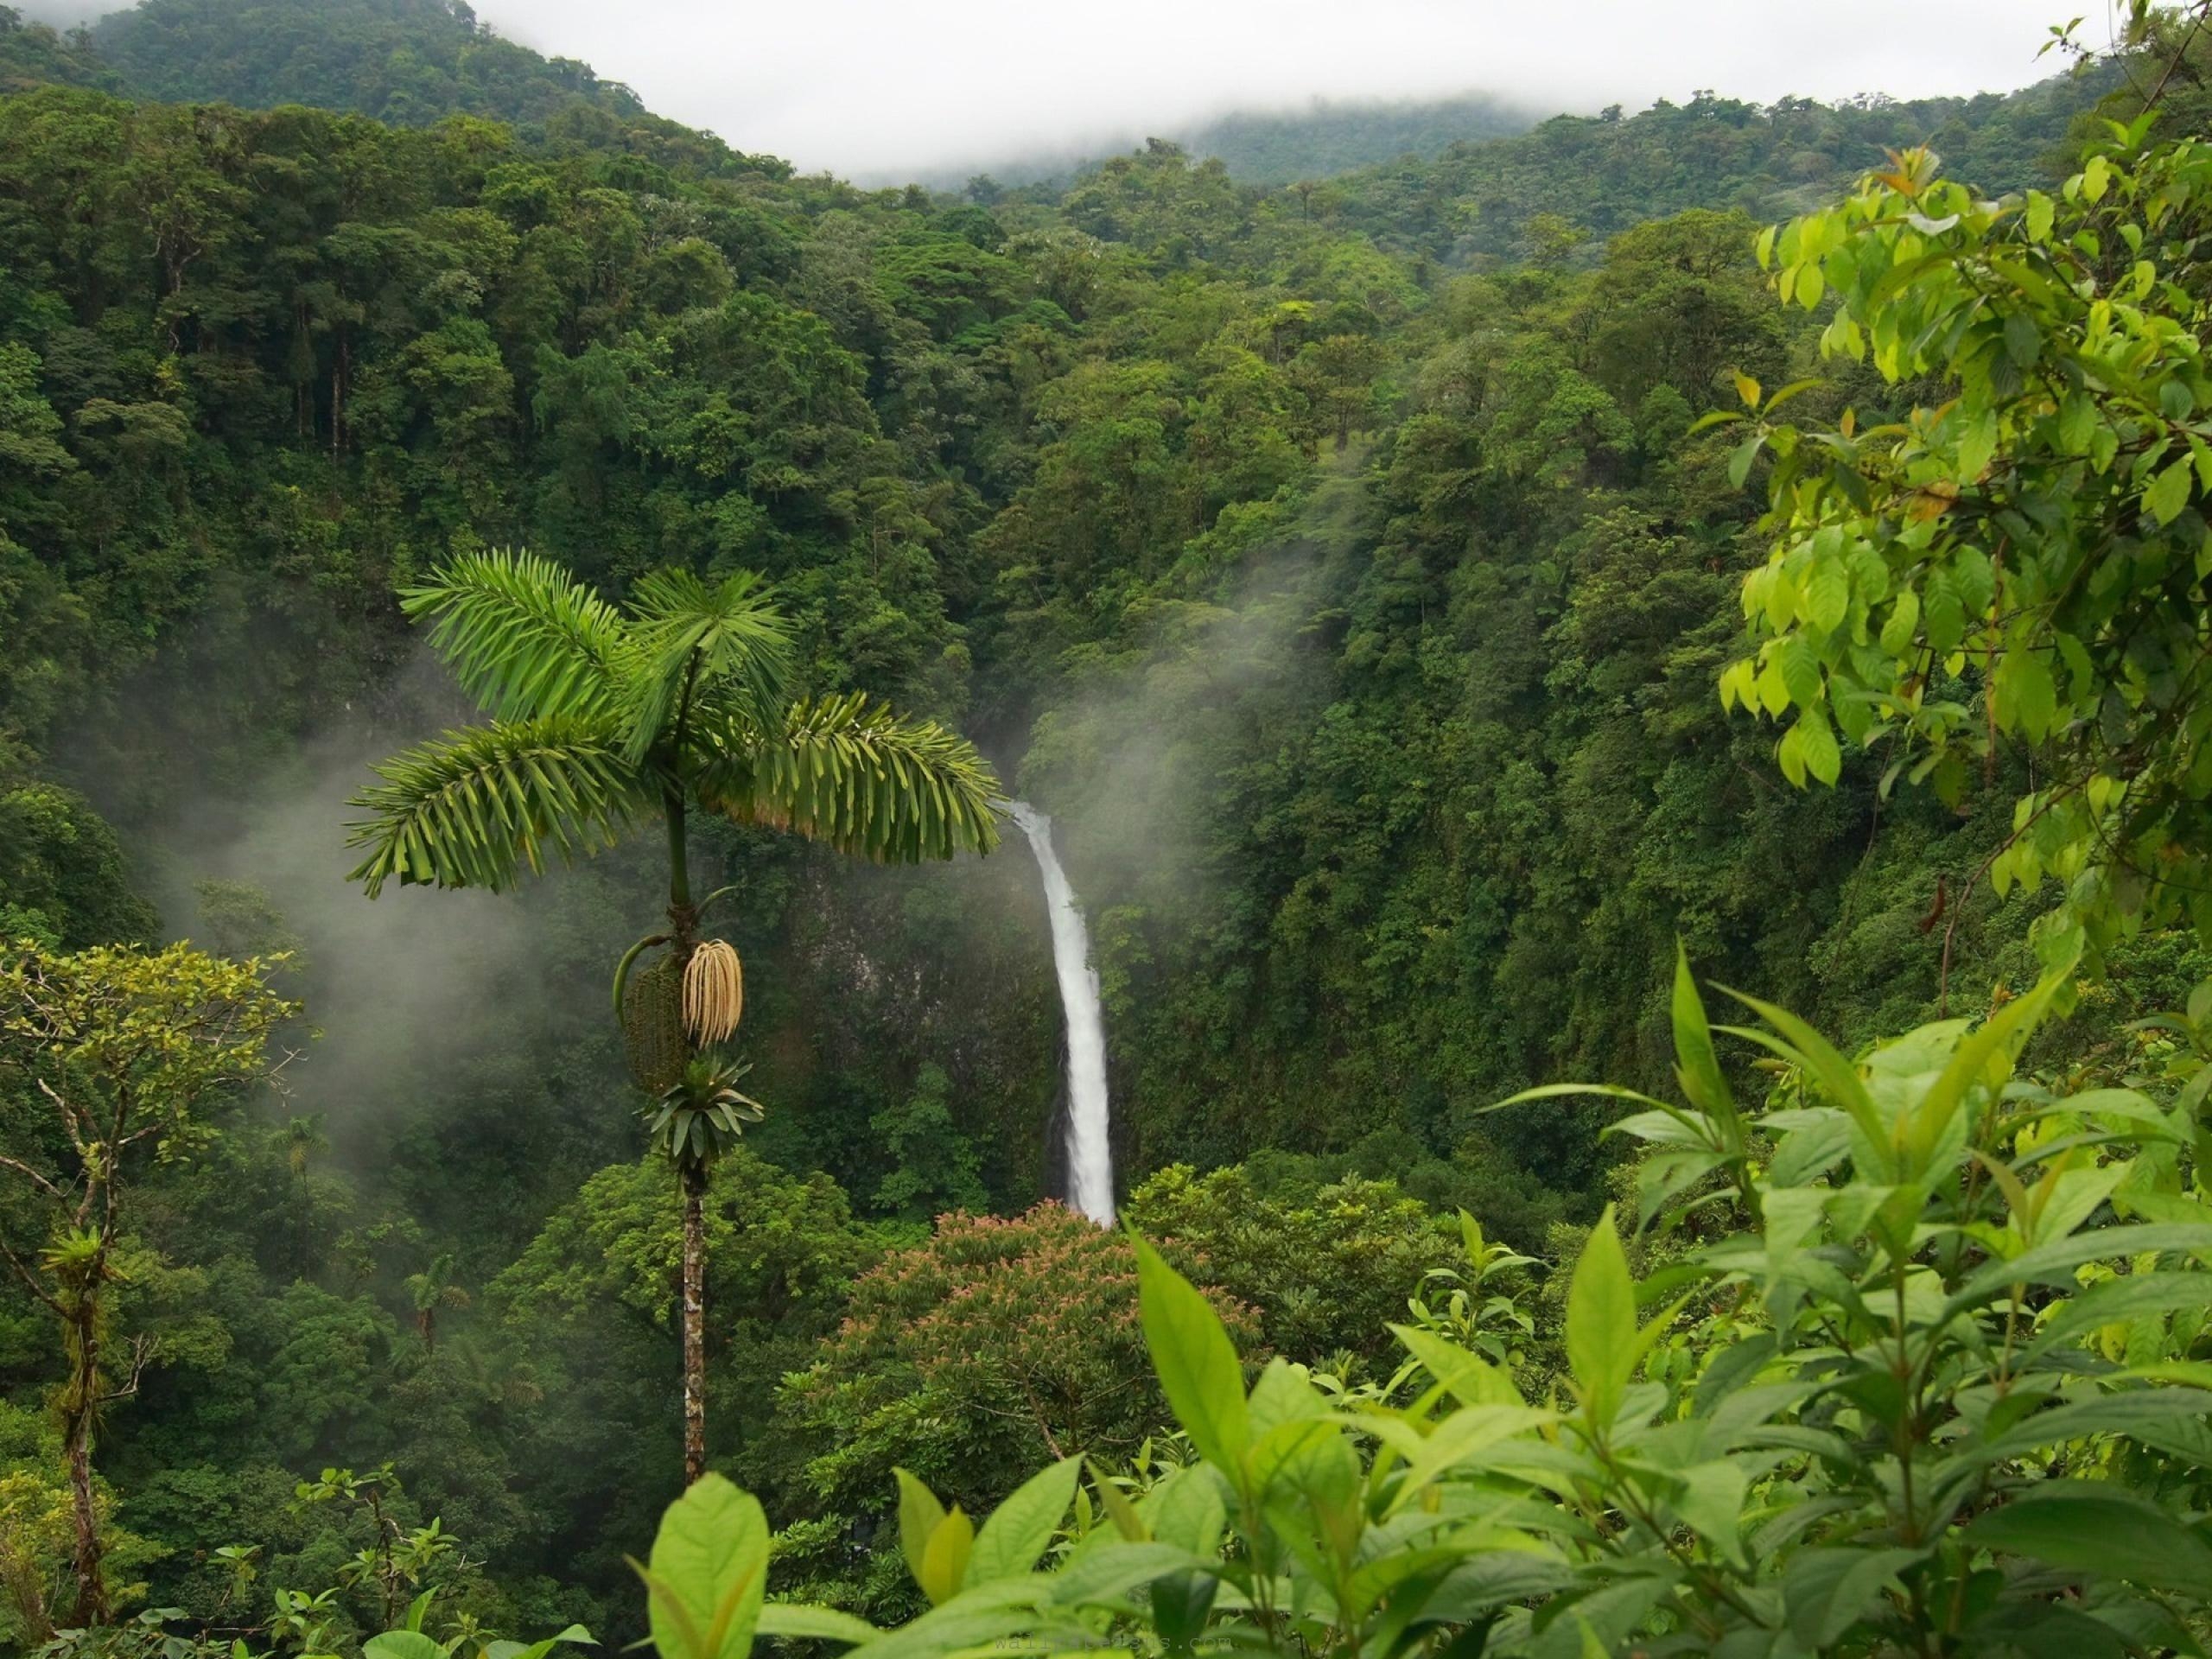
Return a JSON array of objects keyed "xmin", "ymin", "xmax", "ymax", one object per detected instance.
[
  {"xmin": 0, "ymin": 1236, "xmax": 63, "ymax": 1316},
  {"xmin": 101, "ymin": 1334, "xmax": 157, "ymax": 1404},
  {"xmin": 0, "ymin": 1150, "xmax": 69, "ymax": 1205}
]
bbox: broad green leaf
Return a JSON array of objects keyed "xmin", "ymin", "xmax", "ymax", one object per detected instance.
[
  {"xmin": 894, "ymin": 1469, "xmax": 947, "ymax": 1592},
  {"xmin": 1923, "ymin": 574, "xmax": 1966, "ymax": 653},
  {"xmin": 1777, "ymin": 635, "xmax": 1823, "ymax": 708},
  {"xmin": 1148, "ymin": 1571, "xmax": 1218, "ymax": 1652},
  {"xmin": 2057, "ymin": 392, "xmax": 2096, "ymax": 455},
  {"xmin": 1252, "ymin": 1421, "xmax": 1363, "ymax": 1578},
  {"xmin": 1947, "ymin": 1222, "xmax": 2212, "ymax": 1312},
  {"xmin": 1805, "ymin": 558, "xmax": 1851, "ymax": 635},
  {"xmin": 1719, "ymin": 989, "xmax": 1891, "ymax": 1175},
  {"xmin": 363, "ymin": 1636, "xmax": 443, "ymax": 1659},
  {"xmin": 1045, "ymin": 1541, "xmax": 1203, "ymax": 1609},
  {"xmin": 755, "ymin": 1608, "xmax": 879, "ymax": 1648},
  {"xmin": 1898, "ymin": 962, "xmax": 2069, "ymax": 1172},
  {"xmin": 1565, "ymin": 1206, "xmax": 1637, "ymax": 1426},
  {"xmin": 641, "ymin": 1475, "xmax": 770, "ymax": 1659},
  {"xmin": 1778, "ymin": 721, "xmax": 1808, "ymax": 787},
  {"xmin": 1669, "ymin": 944, "xmax": 1736, "ymax": 1137},
  {"xmin": 1390, "ymin": 1405, "xmax": 1553, "ymax": 1502},
  {"xmin": 1956, "ymin": 407, "xmax": 1999, "ymax": 480},
  {"xmin": 1782, "ymin": 1546, "xmax": 1926, "ymax": 1649},
  {"xmin": 1248, "ymin": 1356, "xmax": 1330, "ymax": 1436},
  {"xmin": 832, "ymin": 1595, "xmax": 1039, "ymax": 1659},
  {"xmin": 967, "ymin": 1458, "xmax": 1080, "ymax": 1586},
  {"xmin": 1974, "ymin": 1389, "xmax": 2212, "ymax": 1464},
  {"xmin": 2145, "ymin": 455, "xmax": 2193, "ymax": 527},
  {"xmin": 1139, "ymin": 1466, "xmax": 1226, "ymax": 1558},
  {"xmin": 1389, "ymin": 1323, "xmax": 1522, "ymax": 1408},
  {"xmin": 1967, "ymin": 1484, "xmax": 2212, "ymax": 1592},
  {"xmin": 918, "ymin": 1507, "xmax": 973, "ymax": 1606},
  {"xmin": 1667, "ymin": 1460, "xmax": 1749, "ymax": 1567},
  {"xmin": 1763, "ymin": 377, "xmax": 1824, "ymax": 416},
  {"xmin": 1879, "ymin": 588, "xmax": 1919, "ymax": 654},
  {"xmin": 2020, "ymin": 1268, "xmax": 2212, "ymax": 1363},
  {"xmin": 1131, "ymin": 1234, "xmax": 1249, "ymax": 1473},
  {"xmin": 1796, "ymin": 711, "xmax": 1841, "ymax": 785},
  {"xmin": 1090, "ymin": 1465, "xmax": 1147, "ymax": 1541},
  {"xmin": 1995, "ymin": 649, "xmax": 2058, "ymax": 742}
]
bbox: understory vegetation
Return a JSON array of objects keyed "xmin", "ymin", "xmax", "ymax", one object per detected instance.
[{"xmin": 8, "ymin": 0, "xmax": 2212, "ymax": 1653}]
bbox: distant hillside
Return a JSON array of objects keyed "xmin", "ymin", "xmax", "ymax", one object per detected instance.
[
  {"xmin": 893, "ymin": 89, "xmax": 1546, "ymax": 193},
  {"xmin": 0, "ymin": 4, "xmax": 114, "ymax": 92},
  {"xmin": 1178, "ymin": 91, "xmax": 1539, "ymax": 184},
  {"xmin": 1289, "ymin": 72, "xmax": 2118, "ymax": 265},
  {"xmin": 85, "ymin": 0, "xmax": 645, "ymax": 128}
]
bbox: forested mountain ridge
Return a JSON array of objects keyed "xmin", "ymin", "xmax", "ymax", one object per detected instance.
[
  {"xmin": 1176, "ymin": 90, "xmax": 1539, "ymax": 183},
  {"xmin": 82, "ymin": 0, "xmax": 657, "ymax": 132},
  {"xmin": 925, "ymin": 90, "xmax": 1543, "ymax": 193},
  {"xmin": 4, "ymin": 1, "xmax": 2205, "ymax": 1651},
  {"xmin": 1173, "ymin": 70, "xmax": 2122, "ymax": 265},
  {"xmin": 0, "ymin": 5, "xmax": 112, "ymax": 92}
]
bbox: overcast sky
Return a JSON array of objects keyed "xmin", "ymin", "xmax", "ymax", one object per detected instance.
[{"xmin": 467, "ymin": 0, "xmax": 2078, "ymax": 180}]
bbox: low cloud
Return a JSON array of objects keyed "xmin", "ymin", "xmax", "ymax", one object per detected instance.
[{"xmin": 480, "ymin": 0, "xmax": 2071, "ymax": 180}]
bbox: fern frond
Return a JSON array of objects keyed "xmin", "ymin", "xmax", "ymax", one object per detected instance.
[
  {"xmin": 696, "ymin": 693, "xmax": 1001, "ymax": 863},
  {"xmin": 617, "ymin": 569, "xmax": 794, "ymax": 766},
  {"xmin": 345, "ymin": 717, "xmax": 650, "ymax": 897},
  {"xmin": 404, "ymin": 548, "xmax": 628, "ymax": 721}
]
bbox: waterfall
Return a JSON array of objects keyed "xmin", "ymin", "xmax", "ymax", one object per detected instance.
[{"xmin": 1005, "ymin": 802, "xmax": 1114, "ymax": 1225}]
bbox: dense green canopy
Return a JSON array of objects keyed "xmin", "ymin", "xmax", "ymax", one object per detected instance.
[{"xmin": 5, "ymin": 0, "xmax": 2210, "ymax": 1650}]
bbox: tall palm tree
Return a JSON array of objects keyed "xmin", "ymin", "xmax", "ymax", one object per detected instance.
[
  {"xmin": 403, "ymin": 1251, "xmax": 469, "ymax": 1353},
  {"xmin": 346, "ymin": 550, "xmax": 999, "ymax": 1480}
]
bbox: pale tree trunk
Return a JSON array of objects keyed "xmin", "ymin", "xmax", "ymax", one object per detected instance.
[
  {"xmin": 64, "ymin": 1298, "xmax": 106, "ymax": 1628},
  {"xmin": 680, "ymin": 1160, "xmax": 708, "ymax": 1484}
]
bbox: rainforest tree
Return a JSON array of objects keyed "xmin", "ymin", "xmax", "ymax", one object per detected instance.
[
  {"xmin": 0, "ymin": 942, "xmax": 291, "ymax": 1625},
  {"xmin": 1723, "ymin": 85, "xmax": 2212, "ymax": 973}
]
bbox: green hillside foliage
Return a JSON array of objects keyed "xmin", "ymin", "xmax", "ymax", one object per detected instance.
[
  {"xmin": 87, "ymin": 0, "xmax": 651, "ymax": 130},
  {"xmin": 1177, "ymin": 90, "xmax": 1539, "ymax": 183},
  {"xmin": 1271, "ymin": 73, "xmax": 2123, "ymax": 264},
  {"xmin": 0, "ymin": 4, "xmax": 113, "ymax": 92}
]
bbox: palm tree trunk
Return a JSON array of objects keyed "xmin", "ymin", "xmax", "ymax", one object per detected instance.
[
  {"xmin": 679, "ymin": 1160, "xmax": 708, "ymax": 1484},
  {"xmin": 665, "ymin": 788, "xmax": 710, "ymax": 1485},
  {"xmin": 64, "ymin": 1297, "xmax": 106, "ymax": 1627}
]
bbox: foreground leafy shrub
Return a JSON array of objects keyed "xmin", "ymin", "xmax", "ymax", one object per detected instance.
[{"xmin": 627, "ymin": 949, "xmax": 2212, "ymax": 1657}]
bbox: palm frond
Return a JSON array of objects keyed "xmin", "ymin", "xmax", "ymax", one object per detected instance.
[
  {"xmin": 696, "ymin": 693, "xmax": 1001, "ymax": 863},
  {"xmin": 617, "ymin": 568, "xmax": 794, "ymax": 766},
  {"xmin": 404, "ymin": 548, "xmax": 628, "ymax": 722},
  {"xmin": 345, "ymin": 716, "xmax": 650, "ymax": 898}
]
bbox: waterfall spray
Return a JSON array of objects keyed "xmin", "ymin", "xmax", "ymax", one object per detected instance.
[{"xmin": 1006, "ymin": 802, "xmax": 1114, "ymax": 1224}]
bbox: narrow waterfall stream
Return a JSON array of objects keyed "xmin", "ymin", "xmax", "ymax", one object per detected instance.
[{"xmin": 1006, "ymin": 802, "xmax": 1114, "ymax": 1224}]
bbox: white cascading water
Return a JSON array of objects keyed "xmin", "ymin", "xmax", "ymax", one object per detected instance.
[{"xmin": 1005, "ymin": 802, "xmax": 1114, "ymax": 1224}]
